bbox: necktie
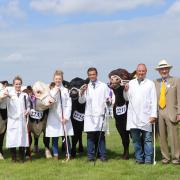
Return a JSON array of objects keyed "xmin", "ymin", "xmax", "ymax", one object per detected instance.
[
  {"xmin": 17, "ymin": 92, "xmax": 21, "ymax": 97},
  {"xmin": 137, "ymin": 79, "xmax": 144, "ymax": 85},
  {"xmin": 159, "ymin": 80, "xmax": 166, "ymax": 109},
  {"xmin": 92, "ymin": 82, "xmax": 96, "ymax": 89}
]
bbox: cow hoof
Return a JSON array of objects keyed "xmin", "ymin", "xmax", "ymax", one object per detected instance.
[
  {"xmin": 45, "ymin": 148, "xmax": 52, "ymax": 159},
  {"xmin": 0, "ymin": 153, "xmax": 4, "ymax": 160}
]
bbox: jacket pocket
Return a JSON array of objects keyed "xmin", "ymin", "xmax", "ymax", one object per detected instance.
[{"xmin": 143, "ymin": 100, "xmax": 151, "ymax": 114}]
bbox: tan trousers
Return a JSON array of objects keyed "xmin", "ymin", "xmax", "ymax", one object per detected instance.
[{"xmin": 158, "ymin": 108, "xmax": 180, "ymax": 161}]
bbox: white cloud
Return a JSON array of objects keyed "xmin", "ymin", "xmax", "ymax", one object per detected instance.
[
  {"xmin": 0, "ymin": 4, "xmax": 180, "ymax": 84},
  {"xmin": 30, "ymin": 0, "xmax": 164, "ymax": 14},
  {"xmin": 3, "ymin": 53, "xmax": 24, "ymax": 62},
  {"xmin": 0, "ymin": 0, "xmax": 26, "ymax": 27},
  {"xmin": 166, "ymin": 0, "xmax": 180, "ymax": 15}
]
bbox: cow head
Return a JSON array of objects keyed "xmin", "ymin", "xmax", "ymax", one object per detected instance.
[
  {"xmin": 69, "ymin": 77, "xmax": 89, "ymax": 101},
  {"xmin": 109, "ymin": 68, "xmax": 136, "ymax": 89},
  {"xmin": 0, "ymin": 83, "xmax": 8, "ymax": 100},
  {"xmin": 32, "ymin": 81, "xmax": 55, "ymax": 111}
]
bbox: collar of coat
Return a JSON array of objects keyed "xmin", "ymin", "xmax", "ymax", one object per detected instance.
[
  {"xmin": 135, "ymin": 78, "xmax": 147, "ymax": 85},
  {"xmin": 88, "ymin": 80, "xmax": 101, "ymax": 88}
]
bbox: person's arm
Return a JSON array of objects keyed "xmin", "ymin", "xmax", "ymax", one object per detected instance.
[
  {"xmin": 24, "ymin": 94, "xmax": 31, "ymax": 116},
  {"xmin": 176, "ymin": 78, "xmax": 180, "ymax": 121},
  {"xmin": 105, "ymin": 86, "xmax": 113, "ymax": 106},
  {"xmin": 63, "ymin": 90, "xmax": 72, "ymax": 122},
  {"xmin": 123, "ymin": 83, "xmax": 129, "ymax": 101},
  {"xmin": 78, "ymin": 84, "xmax": 88, "ymax": 104},
  {"xmin": 149, "ymin": 82, "xmax": 157, "ymax": 124},
  {"xmin": 50, "ymin": 87, "xmax": 59, "ymax": 99}
]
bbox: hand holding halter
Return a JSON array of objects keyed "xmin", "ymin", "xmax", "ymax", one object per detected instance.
[
  {"xmin": 110, "ymin": 75, "xmax": 130, "ymax": 87},
  {"xmin": 80, "ymin": 84, "xmax": 88, "ymax": 96}
]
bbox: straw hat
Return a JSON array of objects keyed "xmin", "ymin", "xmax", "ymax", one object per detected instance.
[{"xmin": 155, "ymin": 59, "xmax": 173, "ymax": 70}]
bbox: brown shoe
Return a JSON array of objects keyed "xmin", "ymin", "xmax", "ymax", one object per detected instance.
[
  {"xmin": 53, "ymin": 155, "xmax": 59, "ymax": 160},
  {"xmin": 162, "ymin": 159, "xmax": 170, "ymax": 164}
]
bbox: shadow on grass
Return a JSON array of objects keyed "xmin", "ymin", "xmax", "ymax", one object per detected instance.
[{"xmin": 1, "ymin": 145, "xmax": 163, "ymax": 163}]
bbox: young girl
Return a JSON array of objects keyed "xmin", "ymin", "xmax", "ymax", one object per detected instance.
[
  {"xmin": 4, "ymin": 76, "xmax": 30, "ymax": 162},
  {"xmin": 46, "ymin": 70, "xmax": 73, "ymax": 160}
]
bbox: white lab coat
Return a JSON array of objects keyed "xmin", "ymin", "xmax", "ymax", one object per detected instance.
[
  {"xmin": 124, "ymin": 78, "xmax": 157, "ymax": 132},
  {"xmin": 79, "ymin": 81, "xmax": 110, "ymax": 132},
  {"xmin": 5, "ymin": 89, "xmax": 30, "ymax": 148},
  {"xmin": 46, "ymin": 85, "xmax": 74, "ymax": 137}
]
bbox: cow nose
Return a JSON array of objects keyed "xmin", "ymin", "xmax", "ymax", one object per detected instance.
[{"xmin": 49, "ymin": 100, "xmax": 53, "ymax": 104}]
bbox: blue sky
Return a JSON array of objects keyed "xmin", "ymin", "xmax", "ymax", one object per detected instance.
[{"xmin": 0, "ymin": 0, "xmax": 180, "ymax": 85}]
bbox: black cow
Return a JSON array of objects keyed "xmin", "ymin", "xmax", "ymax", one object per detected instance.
[
  {"xmin": 109, "ymin": 68, "xmax": 136, "ymax": 159},
  {"xmin": 0, "ymin": 107, "xmax": 7, "ymax": 159},
  {"xmin": 69, "ymin": 77, "xmax": 89, "ymax": 158}
]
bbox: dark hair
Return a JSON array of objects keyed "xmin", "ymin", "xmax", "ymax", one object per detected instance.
[
  {"xmin": 87, "ymin": 67, "xmax": 98, "ymax": 75},
  {"xmin": 27, "ymin": 86, "xmax": 33, "ymax": 91},
  {"xmin": 13, "ymin": 76, "xmax": 23, "ymax": 85},
  {"xmin": 0, "ymin": 81, "xmax": 8, "ymax": 85},
  {"xmin": 49, "ymin": 82, "xmax": 55, "ymax": 89}
]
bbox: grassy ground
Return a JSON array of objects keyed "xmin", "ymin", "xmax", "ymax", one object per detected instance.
[{"xmin": 0, "ymin": 119, "xmax": 180, "ymax": 180}]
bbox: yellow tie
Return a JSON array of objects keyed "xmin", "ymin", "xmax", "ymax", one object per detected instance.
[{"xmin": 159, "ymin": 80, "xmax": 166, "ymax": 109}]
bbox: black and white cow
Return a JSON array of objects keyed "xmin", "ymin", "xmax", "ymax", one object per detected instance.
[
  {"xmin": 109, "ymin": 68, "xmax": 136, "ymax": 159},
  {"xmin": 69, "ymin": 77, "xmax": 89, "ymax": 157},
  {"xmin": 0, "ymin": 81, "xmax": 12, "ymax": 160}
]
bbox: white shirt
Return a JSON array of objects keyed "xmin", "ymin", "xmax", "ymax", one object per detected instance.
[
  {"xmin": 46, "ymin": 85, "xmax": 74, "ymax": 137},
  {"xmin": 124, "ymin": 78, "xmax": 157, "ymax": 132},
  {"xmin": 79, "ymin": 80, "xmax": 110, "ymax": 132},
  {"xmin": 5, "ymin": 89, "xmax": 30, "ymax": 148}
]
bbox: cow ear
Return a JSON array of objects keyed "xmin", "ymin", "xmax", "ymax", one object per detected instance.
[
  {"xmin": 62, "ymin": 80, "xmax": 70, "ymax": 89},
  {"xmin": 84, "ymin": 78, "xmax": 90, "ymax": 84},
  {"xmin": 130, "ymin": 70, "xmax": 136, "ymax": 79}
]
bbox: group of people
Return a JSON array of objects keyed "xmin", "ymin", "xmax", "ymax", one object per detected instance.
[
  {"xmin": 123, "ymin": 59, "xmax": 180, "ymax": 165},
  {"xmin": 0, "ymin": 59, "xmax": 179, "ymax": 165}
]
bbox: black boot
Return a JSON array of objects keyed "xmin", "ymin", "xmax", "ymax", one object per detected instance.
[
  {"xmin": 10, "ymin": 148, "xmax": 17, "ymax": 163},
  {"xmin": 19, "ymin": 147, "xmax": 25, "ymax": 163},
  {"xmin": 122, "ymin": 148, "xmax": 129, "ymax": 160}
]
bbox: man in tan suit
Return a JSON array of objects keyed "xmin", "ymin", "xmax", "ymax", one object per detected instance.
[{"xmin": 154, "ymin": 59, "xmax": 180, "ymax": 165}]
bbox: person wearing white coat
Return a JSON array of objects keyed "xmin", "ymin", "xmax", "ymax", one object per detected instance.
[
  {"xmin": 79, "ymin": 67, "xmax": 111, "ymax": 161},
  {"xmin": 46, "ymin": 70, "xmax": 73, "ymax": 159},
  {"xmin": 0, "ymin": 76, "xmax": 30, "ymax": 162},
  {"xmin": 124, "ymin": 64, "xmax": 157, "ymax": 164}
]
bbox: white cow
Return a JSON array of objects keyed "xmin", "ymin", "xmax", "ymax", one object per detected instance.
[{"xmin": 26, "ymin": 81, "xmax": 55, "ymax": 159}]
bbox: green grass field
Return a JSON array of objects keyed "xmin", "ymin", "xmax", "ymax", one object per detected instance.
[{"xmin": 0, "ymin": 119, "xmax": 180, "ymax": 180}]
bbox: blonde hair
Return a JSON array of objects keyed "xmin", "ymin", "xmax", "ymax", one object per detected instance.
[
  {"xmin": 13, "ymin": 76, "xmax": 23, "ymax": 85},
  {"xmin": 53, "ymin": 70, "xmax": 64, "ymax": 79}
]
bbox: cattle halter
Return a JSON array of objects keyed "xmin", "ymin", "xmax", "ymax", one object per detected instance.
[
  {"xmin": 38, "ymin": 94, "xmax": 56, "ymax": 103},
  {"xmin": 110, "ymin": 75, "xmax": 130, "ymax": 86}
]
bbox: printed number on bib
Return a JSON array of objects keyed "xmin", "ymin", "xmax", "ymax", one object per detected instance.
[
  {"xmin": 116, "ymin": 104, "xmax": 127, "ymax": 115},
  {"xmin": 30, "ymin": 109, "xmax": 43, "ymax": 120},
  {"xmin": 73, "ymin": 111, "xmax": 84, "ymax": 122}
]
